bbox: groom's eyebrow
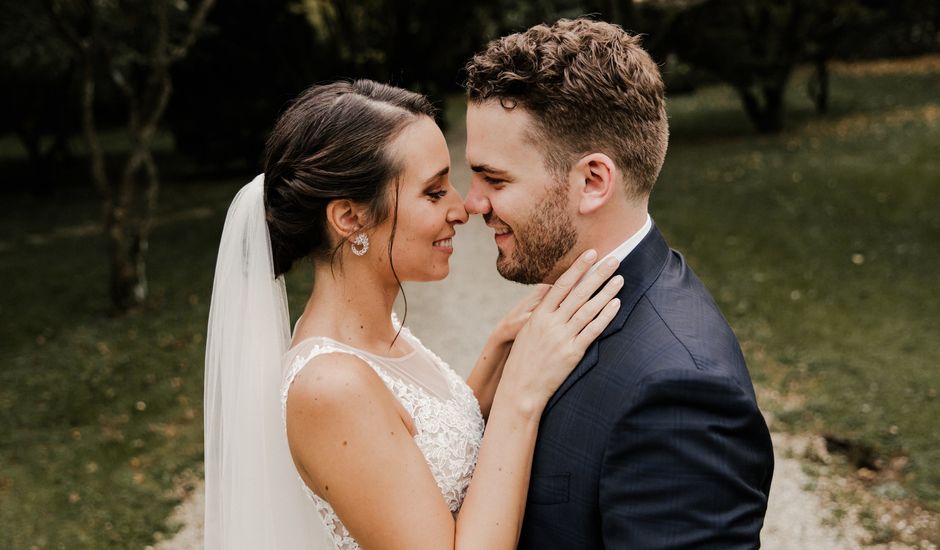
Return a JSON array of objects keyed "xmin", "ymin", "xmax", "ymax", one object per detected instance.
[{"xmin": 470, "ymin": 163, "xmax": 510, "ymax": 176}]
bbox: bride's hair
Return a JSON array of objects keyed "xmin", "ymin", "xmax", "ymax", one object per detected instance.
[{"xmin": 263, "ymin": 79, "xmax": 437, "ymax": 277}]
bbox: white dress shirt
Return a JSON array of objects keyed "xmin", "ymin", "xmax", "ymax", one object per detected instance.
[{"xmin": 586, "ymin": 214, "xmax": 652, "ymax": 277}]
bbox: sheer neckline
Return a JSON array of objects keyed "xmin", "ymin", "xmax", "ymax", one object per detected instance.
[{"xmin": 287, "ymin": 334, "xmax": 417, "ymax": 362}]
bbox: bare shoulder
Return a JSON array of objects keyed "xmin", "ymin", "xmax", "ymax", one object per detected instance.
[{"xmin": 286, "ymin": 351, "xmax": 391, "ymax": 419}]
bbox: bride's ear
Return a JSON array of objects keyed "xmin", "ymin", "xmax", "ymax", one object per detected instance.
[{"xmin": 325, "ymin": 199, "xmax": 369, "ymax": 243}]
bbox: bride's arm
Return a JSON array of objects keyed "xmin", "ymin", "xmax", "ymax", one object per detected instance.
[
  {"xmin": 466, "ymin": 285, "xmax": 549, "ymax": 419},
  {"xmin": 286, "ymin": 252, "xmax": 622, "ymax": 550},
  {"xmin": 465, "ymin": 335, "xmax": 510, "ymax": 420}
]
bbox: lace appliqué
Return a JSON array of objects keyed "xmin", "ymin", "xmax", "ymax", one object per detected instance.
[{"xmin": 280, "ymin": 324, "xmax": 484, "ymax": 550}]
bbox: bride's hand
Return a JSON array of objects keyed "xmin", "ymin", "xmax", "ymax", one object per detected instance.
[
  {"xmin": 491, "ymin": 284, "xmax": 552, "ymax": 346},
  {"xmin": 498, "ymin": 249, "xmax": 623, "ymax": 416}
]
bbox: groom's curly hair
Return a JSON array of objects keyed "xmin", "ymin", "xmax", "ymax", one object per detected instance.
[{"xmin": 464, "ymin": 18, "xmax": 668, "ymax": 199}]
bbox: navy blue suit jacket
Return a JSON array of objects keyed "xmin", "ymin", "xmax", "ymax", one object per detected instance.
[{"xmin": 518, "ymin": 225, "xmax": 774, "ymax": 549}]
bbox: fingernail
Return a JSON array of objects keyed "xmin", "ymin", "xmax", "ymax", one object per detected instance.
[
  {"xmin": 614, "ymin": 275, "xmax": 624, "ymax": 284},
  {"xmin": 584, "ymin": 249, "xmax": 597, "ymax": 262},
  {"xmin": 606, "ymin": 257, "xmax": 619, "ymax": 268}
]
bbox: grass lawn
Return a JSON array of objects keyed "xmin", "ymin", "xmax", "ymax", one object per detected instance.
[
  {"xmin": 0, "ymin": 56, "xmax": 938, "ymax": 547},
  {"xmin": 657, "ymin": 59, "xmax": 940, "ymax": 514}
]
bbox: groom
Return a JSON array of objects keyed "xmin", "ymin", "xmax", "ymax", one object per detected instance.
[{"xmin": 463, "ymin": 19, "xmax": 774, "ymax": 548}]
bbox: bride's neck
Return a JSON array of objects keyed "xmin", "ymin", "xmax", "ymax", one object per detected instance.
[{"xmin": 295, "ymin": 259, "xmax": 402, "ymax": 350}]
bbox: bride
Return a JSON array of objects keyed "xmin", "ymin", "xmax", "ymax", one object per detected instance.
[{"xmin": 204, "ymin": 80, "xmax": 623, "ymax": 549}]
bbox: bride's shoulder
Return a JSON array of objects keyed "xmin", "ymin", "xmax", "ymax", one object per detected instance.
[
  {"xmin": 289, "ymin": 351, "xmax": 377, "ymax": 399},
  {"xmin": 285, "ymin": 351, "xmax": 396, "ymax": 422},
  {"xmin": 284, "ymin": 351, "xmax": 415, "ymax": 457}
]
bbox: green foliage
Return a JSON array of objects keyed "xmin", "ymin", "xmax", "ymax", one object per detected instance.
[
  {"xmin": 166, "ymin": 0, "xmax": 324, "ymax": 166},
  {"xmin": 0, "ymin": 179, "xmax": 233, "ymax": 548},
  {"xmin": 0, "ymin": 1, "xmax": 79, "ymax": 176},
  {"xmin": 166, "ymin": 0, "xmax": 502, "ymax": 165},
  {"xmin": 658, "ymin": 62, "xmax": 940, "ymax": 508}
]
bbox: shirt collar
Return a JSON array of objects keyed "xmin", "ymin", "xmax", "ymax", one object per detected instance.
[{"xmin": 586, "ymin": 214, "xmax": 653, "ymax": 277}]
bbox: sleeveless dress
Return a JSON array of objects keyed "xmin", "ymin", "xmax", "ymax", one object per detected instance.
[{"xmin": 280, "ymin": 316, "xmax": 485, "ymax": 549}]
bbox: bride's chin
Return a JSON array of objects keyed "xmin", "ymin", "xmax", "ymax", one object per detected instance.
[
  {"xmin": 429, "ymin": 266, "xmax": 450, "ymax": 281},
  {"xmin": 422, "ymin": 264, "xmax": 451, "ymax": 282}
]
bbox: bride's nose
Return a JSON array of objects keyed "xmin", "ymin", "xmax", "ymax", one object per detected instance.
[{"xmin": 447, "ymin": 194, "xmax": 469, "ymax": 225}]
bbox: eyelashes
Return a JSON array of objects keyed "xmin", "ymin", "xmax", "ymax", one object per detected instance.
[{"xmin": 427, "ymin": 190, "xmax": 448, "ymax": 200}]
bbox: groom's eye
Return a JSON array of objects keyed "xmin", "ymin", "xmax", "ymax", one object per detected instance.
[{"xmin": 483, "ymin": 176, "xmax": 505, "ymax": 185}]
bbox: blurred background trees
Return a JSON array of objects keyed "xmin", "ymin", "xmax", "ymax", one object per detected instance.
[
  {"xmin": 9, "ymin": 0, "xmax": 939, "ymax": 175},
  {"xmin": 2, "ymin": 0, "xmax": 939, "ymax": 312}
]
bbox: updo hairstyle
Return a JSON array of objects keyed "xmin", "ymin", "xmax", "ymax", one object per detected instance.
[{"xmin": 263, "ymin": 80, "xmax": 437, "ymax": 277}]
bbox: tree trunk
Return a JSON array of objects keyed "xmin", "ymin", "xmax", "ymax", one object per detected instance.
[
  {"xmin": 107, "ymin": 206, "xmax": 147, "ymax": 310},
  {"xmin": 809, "ymin": 55, "xmax": 829, "ymax": 114},
  {"xmin": 738, "ymin": 84, "xmax": 785, "ymax": 133}
]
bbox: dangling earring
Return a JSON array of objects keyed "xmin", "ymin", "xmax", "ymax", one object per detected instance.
[{"xmin": 351, "ymin": 233, "xmax": 369, "ymax": 256}]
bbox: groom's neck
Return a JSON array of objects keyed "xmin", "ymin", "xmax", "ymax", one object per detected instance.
[
  {"xmin": 580, "ymin": 203, "xmax": 649, "ymax": 261},
  {"xmin": 543, "ymin": 204, "xmax": 648, "ymax": 284}
]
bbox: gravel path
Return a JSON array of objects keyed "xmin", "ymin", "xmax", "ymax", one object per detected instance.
[
  {"xmin": 154, "ymin": 132, "xmax": 918, "ymax": 549},
  {"xmin": 152, "ymin": 438, "xmax": 882, "ymax": 550}
]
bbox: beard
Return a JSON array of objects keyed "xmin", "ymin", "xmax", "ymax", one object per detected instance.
[{"xmin": 494, "ymin": 182, "xmax": 577, "ymax": 284}]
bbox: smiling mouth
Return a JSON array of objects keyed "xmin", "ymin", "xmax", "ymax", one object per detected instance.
[
  {"xmin": 493, "ymin": 227, "xmax": 513, "ymax": 245},
  {"xmin": 433, "ymin": 238, "xmax": 453, "ymax": 248}
]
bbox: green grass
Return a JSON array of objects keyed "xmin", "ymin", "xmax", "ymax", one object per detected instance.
[
  {"xmin": 656, "ymin": 61, "xmax": 940, "ymax": 509},
  {"xmin": 1, "ymin": 57, "xmax": 938, "ymax": 547},
  {"xmin": 0, "ymin": 177, "xmax": 238, "ymax": 548}
]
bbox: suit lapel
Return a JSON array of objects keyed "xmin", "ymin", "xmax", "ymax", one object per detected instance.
[{"xmin": 543, "ymin": 224, "xmax": 671, "ymax": 414}]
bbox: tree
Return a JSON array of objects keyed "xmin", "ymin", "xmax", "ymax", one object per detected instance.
[
  {"xmin": 803, "ymin": 1, "xmax": 878, "ymax": 114},
  {"xmin": 654, "ymin": 0, "xmax": 928, "ymax": 130},
  {"xmin": 166, "ymin": 0, "xmax": 504, "ymax": 163},
  {"xmin": 47, "ymin": 0, "xmax": 216, "ymax": 311},
  {"xmin": 303, "ymin": 0, "xmax": 497, "ymax": 101},
  {"xmin": 0, "ymin": 1, "xmax": 79, "ymax": 187},
  {"xmin": 663, "ymin": 0, "xmax": 818, "ymax": 133},
  {"xmin": 166, "ymin": 0, "xmax": 325, "ymax": 167}
]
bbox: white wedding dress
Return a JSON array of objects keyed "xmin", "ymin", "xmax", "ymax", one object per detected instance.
[{"xmin": 281, "ymin": 314, "xmax": 485, "ymax": 549}]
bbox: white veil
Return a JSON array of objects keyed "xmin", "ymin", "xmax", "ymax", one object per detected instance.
[{"xmin": 204, "ymin": 174, "xmax": 330, "ymax": 549}]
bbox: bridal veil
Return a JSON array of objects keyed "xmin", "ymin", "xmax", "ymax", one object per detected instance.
[{"xmin": 204, "ymin": 174, "xmax": 330, "ymax": 549}]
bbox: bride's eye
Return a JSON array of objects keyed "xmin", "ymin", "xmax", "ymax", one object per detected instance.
[{"xmin": 427, "ymin": 190, "xmax": 448, "ymax": 200}]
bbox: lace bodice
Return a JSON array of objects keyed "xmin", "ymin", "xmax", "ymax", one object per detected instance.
[{"xmin": 280, "ymin": 319, "xmax": 485, "ymax": 549}]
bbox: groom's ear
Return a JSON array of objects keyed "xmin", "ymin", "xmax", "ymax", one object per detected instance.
[
  {"xmin": 573, "ymin": 153, "xmax": 617, "ymax": 215},
  {"xmin": 325, "ymin": 199, "xmax": 368, "ymax": 242}
]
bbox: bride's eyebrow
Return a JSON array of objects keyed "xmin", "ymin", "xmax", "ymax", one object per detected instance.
[{"xmin": 420, "ymin": 166, "xmax": 450, "ymax": 187}]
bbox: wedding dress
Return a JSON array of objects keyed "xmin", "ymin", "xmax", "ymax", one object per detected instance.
[{"xmin": 281, "ymin": 314, "xmax": 485, "ymax": 549}]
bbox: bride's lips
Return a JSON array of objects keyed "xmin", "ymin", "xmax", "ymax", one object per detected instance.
[{"xmin": 432, "ymin": 236, "xmax": 454, "ymax": 254}]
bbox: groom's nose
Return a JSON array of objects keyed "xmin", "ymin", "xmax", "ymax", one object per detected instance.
[{"xmin": 464, "ymin": 180, "xmax": 490, "ymax": 215}]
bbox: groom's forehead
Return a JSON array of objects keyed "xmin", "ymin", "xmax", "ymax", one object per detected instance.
[
  {"xmin": 466, "ymin": 103, "xmax": 540, "ymax": 161},
  {"xmin": 467, "ymin": 101, "xmax": 535, "ymax": 134}
]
